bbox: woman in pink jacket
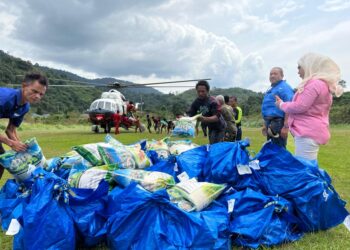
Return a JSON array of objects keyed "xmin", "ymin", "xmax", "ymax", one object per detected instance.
[{"xmin": 275, "ymin": 53, "xmax": 343, "ymax": 160}]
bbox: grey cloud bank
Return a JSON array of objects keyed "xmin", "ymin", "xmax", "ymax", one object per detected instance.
[{"xmin": 1, "ymin": 0, "xmax": 349, "ymax": 92}]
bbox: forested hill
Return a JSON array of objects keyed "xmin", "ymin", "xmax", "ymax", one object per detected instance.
[
  {"xmin": 0, "ymin": 50, "xmax": 161, "ymax": 114},
  {"xmin": 0, "ymin": 50, "xmax": 349, "ymax": 123}
]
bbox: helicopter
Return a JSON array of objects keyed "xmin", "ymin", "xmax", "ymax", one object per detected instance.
[
  {"xmin": 2, "ymin": 75, "xmax": 211, "ymax": 134},
  {"xmin": 85, "ymin": 79, "xmax": 211, "ymax": 133}
]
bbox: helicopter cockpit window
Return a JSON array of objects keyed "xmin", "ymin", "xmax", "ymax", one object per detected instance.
[
  {"xmin": 105, "ymin": 102, "xmax": 112, "ymax": 111},
  {"xmin": 90, "ymin": 101, "xmax": 98, "ymax": 110},
  {"xmin": 97, "ymin": 101, "xmax": 105, "ymax": 109}
]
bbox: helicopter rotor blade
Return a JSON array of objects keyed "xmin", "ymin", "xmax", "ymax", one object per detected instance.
[
  {"xmin": 12, "ymin": 75, "xmax": 211, "ymax": 88},
  {"xmin": 47, "ymin": 84, "xmax": 97, "ymax": 88},
  {"xmin": 1, "ymin": 83, "xmax": 195, "ymax": 89},
  {"xmin": 118, "ymin": 78, "xmax": 211, "ymax": 87},
  {"xmin": 48, "ymin": 78, "xmax": 110, "ymax": 86},
  {"xmin": 125, "ymin": 85, "xmax": 195, "ymax": 88},
  {"xmin": 15, "ymin": 75, "xmax": 107, "ymax": 87}
]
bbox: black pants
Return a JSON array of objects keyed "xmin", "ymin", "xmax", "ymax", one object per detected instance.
[
  {"xmin": 236, "ymin": 126, "xmax": 242, "ymax": 141},
  {"xmin": 264, "ymin": 117, "xmax": 286, "ymax": 148},
  {"xmin": 201, "ymin": 123, "xmax": 208, "ymax": 137},
  {"xmin": 147, "ymin": 123, "xmax": 152, "ymax": 133}
]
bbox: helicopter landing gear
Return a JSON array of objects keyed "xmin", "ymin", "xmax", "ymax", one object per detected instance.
[
  {"xmin": 104, "ymin": 124, "xmax": 111, "ymax": 133},
  {"xmin": 92, "ymin": 125, "xmax": 100, "ymax": 133}
]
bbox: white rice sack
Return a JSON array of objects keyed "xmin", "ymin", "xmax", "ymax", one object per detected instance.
[
  {"xmin": 167, "ymin": 178, "xmax": 226, "ymax": 212},
  {"xmin": 146, "ymin": 138, "xmax": 170, "ymax": 159},
  {"xmin": 105, "ymin": 135, "xmax": 152, "ymax": 169},
  {"xmin": 68, "ymin": 165, "xmax": 112, "ymax": 189},
  {"xmin": 0, "ymin": 138, "xmax": 46, "ymax": 181},
  {"xmin": 113, "ymin": 169, "xmax": 175, "ymax": 192},
  {"xmin": 172, "ymin": 115, "xmax": 201, "ymax": 138},
  {"xmin": 167, "ymin": 140, "xmax": 198, "ymax": 155},
  {"xmin": 126, "ymin": 144, "xmax": 152, "ymax": 169}
]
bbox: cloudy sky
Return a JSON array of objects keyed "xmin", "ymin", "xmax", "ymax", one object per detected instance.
[{"xmin": 0, "ymin": 0, "xmax": 349, "ymax": 93}]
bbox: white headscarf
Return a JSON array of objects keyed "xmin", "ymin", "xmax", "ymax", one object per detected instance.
[
  {"xmin": 297, "ymin": 53, "xmax": 343, "ymax": 97},
  {"xmin": 216, "ymin": 95, "xmax": 225, "ymax": 105}
]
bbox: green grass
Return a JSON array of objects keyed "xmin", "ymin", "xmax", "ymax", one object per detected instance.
[{"xmin": 0, "ymin": 124, "xmax": 349, "ymax": 249}]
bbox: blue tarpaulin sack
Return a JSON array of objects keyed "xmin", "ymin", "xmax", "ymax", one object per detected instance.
[
  {"xmin": 20, "ymin": 168, "xmax": 76, "ymax": 250},
  {"xmin": 106, "ymin": 183, "xmax": 230, "ymax": 250},
  {"xmin": 234, "ymin": 165, "xmax": 262, "ymax": 192},
  {"xmin": 255, "ymin": 142, "xmax": 349, "ymax": 232},
  {"xmin": 283, "ymin": 167, "xmax": 349, "ymax": 232},
  {"xmin": 0, "ymin": 179, "xmax": 26, "ymax": 231},
  {"xmin": 227, "ymin": 188, "xmax": 303, "ymax": 249},
  {"xmin": 254, "ymin": 142, "xmax": 321, "ymax": 195},
  {"xmin": 193, "ymin": 200, "xmax": 231, "ymax": 249},
  {"xmin": 176, "ymin": 145, "xmax": 208, "ymax": 179},
  {"xmin": 67, "ymin": 180, "xmax": 109, "ymax": 247},
  {"xmin": 203, "ymin": 140, "xmax": 250, "ymax": 184},
  {"xmin": 146, "ymin": 149, "xmax": 162, "ymax": 164}
]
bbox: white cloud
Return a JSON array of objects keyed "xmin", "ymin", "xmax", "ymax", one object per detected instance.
[
  {"xmin": 0, "ymin": 0, "xmax": 266, "ymax": 91},
  {"xmin": 257, "ymin": 19, "xmax": 350, "ymax": 90},
  {"xmin": 0, "ymin": 0, "xmax": 349, "ymax": 93},
  {"xmin": 273, "ymin": 0, "xmax": 304, "ymax": 18},
  {"xmin": 232, "ymin": 15, "xmax": 288, "ymax": 34},
  {"xmin": 318, "ymin": 0, "xmax": 350, "ymax": 12}
]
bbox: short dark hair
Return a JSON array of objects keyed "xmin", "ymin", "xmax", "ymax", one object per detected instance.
[
  {"xmin": 23, "ymin": 73, "xmax": 48, "ymax": 87},
  {"xmin": 224, "ymin": 95, "xmax": 230, "ymax": 104},
  {"xmin": 231, "ymin": 96, "xmax": 238, "ymax": 102},
  {"xmin": 272, "ymin": 67, "xmax": 284, "ymax": 77},
  {"xmin": 196, "ymin": 80, "xmax": 210, "ymax": 91}
]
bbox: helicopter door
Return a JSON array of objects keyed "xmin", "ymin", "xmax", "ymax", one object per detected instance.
[{"xmin": 111, "ymin": 103, "xmax": 116, "ymax": 112}]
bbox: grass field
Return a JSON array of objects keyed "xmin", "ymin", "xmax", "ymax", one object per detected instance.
[{"xmin": 1, "ymin": 124, "xmax": 349, "ymax": 249}]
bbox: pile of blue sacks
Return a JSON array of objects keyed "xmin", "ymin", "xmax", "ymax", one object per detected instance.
[{"xmin": 0, "ymin": 136, "xmax": 348, "ymax": 249}]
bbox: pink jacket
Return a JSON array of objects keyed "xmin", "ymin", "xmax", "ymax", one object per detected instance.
[{"xmin": 280, "ymin": 79, "xmax": 332, "ymax": 145}]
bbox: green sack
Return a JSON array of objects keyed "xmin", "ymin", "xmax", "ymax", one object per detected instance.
[{"xmin": 73, "ymin": 142, "xmax": 122, "ymax": 167}]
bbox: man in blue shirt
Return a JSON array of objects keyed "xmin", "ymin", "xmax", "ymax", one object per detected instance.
[
  {"xmin": 0, "ymin": 73, "xmax": 48, "ymax": 179},
  {"xmin": 261, "ymin": 67, "xmax": 294, "ymax": 148}
]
